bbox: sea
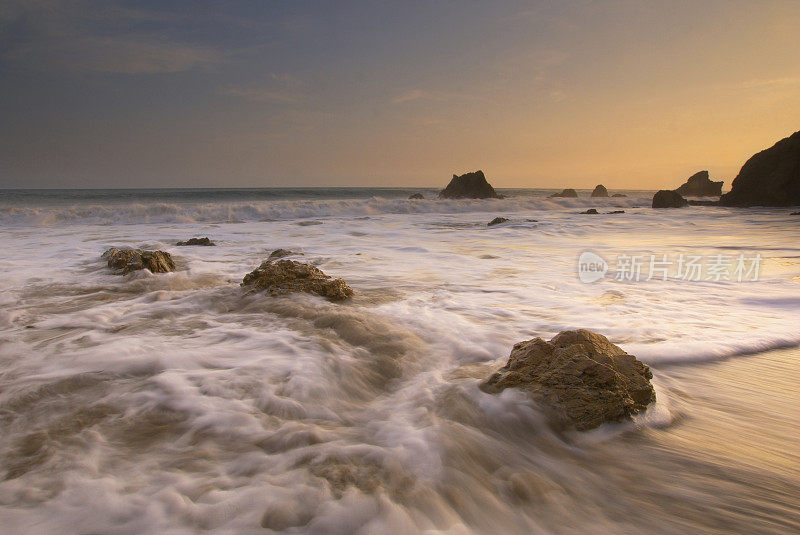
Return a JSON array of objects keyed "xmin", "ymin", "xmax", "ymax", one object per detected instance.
[{"xmin": 0, "ymin": 187, "xmax": 798, "ymax": 534}]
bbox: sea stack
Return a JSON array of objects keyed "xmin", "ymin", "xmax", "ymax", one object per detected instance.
[
  {"xmin": 481, "ymin": 329, "xmax": 656, "ymax": 431},
  {"xmin": 675, "ymin": 171, "xmax": 723, "ymax": 197},
  {"xmin": 590, "ymin": 184, "xmax": 609, "ymax": 197},
  {"xmin": 652, "ymin": 190, "xmax": 688, "ymax": 208},
  {"xmin": 550, "ymin": 188, "xmax": 578, "ymax": 198},
  {"xmin": 720, "ymin": 130, "xmax": 800, "ymax": 207},
  {"xmin": 439, "ymin": 170, "xmax": 500, "ymax": 199}
]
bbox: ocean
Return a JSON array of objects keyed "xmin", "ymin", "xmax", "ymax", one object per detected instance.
[{"xmin": 0, "ymin": 187, "xmax": 798, "ymax": 534}]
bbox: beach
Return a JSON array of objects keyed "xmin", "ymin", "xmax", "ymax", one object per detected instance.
[{"xmin": 0, "ymin": 188, "xmax": 798, "ymax": 534}]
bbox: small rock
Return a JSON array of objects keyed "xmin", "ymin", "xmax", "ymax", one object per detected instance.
[
  {"xmin": 408, "ymin": 193, "xmax": 424, "ymax": 200},
  {"xmin": 268, "ymin": 249, "xmax": 302, "ymax": 261},
  {"xmin": 176, "ymin": 237, "xmax": 215, "ymax": 246},
  {"xmin": 550, "ymin": 188, "xmax": 578, "ymax": 198},
  {"xmin": 791, "ymin": 211, "xmax": 800, "ymax": 215},
  {"xmin": 607, "ymin": 210, "xmax": 625, "ymax": 214},
  {"xmin": 487, "ymin": 217, "xmax": 510, "ymax": 226},
  {"xmin": 652, "ymin": 190, "xmax": 688, "ymax": 208},
  {"xmin": 242, "ymin": 259, "xmax": 353, "ymax": 301},
  {"xmin": 102, "ymin": 248, "xmax": 175, "ymax": 274},
  {"xmin": 612, "ymin": 193, "xmax": 627, "ymax": 197},
  {"xmin": 481, "ymin": 329, "xmax": 656, "ymax": 431},
  {"xmin": 581, "ymin": 209, "xmax": 599, "ymax": 214},
  {"xmin": 590, "ymin": 184, "xmax": 609, "ymax": 197}
]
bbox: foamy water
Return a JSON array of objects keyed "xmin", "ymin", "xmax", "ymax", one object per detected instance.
[{"xmin": 0, "ymin": 189, "xmax": 798, "ymax": 534}]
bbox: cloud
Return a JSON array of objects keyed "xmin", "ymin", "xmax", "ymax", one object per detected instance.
[
  {"xmin": 220, "ymin": 73, "xmax": 306, "ymax": 104},
  {"xmin": 737, "ymin": 77, "xmax": 800, "ymax": 90},
  {"xmin": 1, "ymin": 0, "xmax": 223, "ymax": 74},
  {"xmin": 390, "ymin": 89, "xmax": 486, "ymax": 105}
]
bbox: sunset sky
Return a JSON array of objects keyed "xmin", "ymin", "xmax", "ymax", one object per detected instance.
[{"xmin": 1, "ymin": 0, "xmax": 799, "ymax": 189}]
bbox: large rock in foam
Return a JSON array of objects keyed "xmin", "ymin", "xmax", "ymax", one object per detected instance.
[
  {"xmin": 481, "ymin": 329, "xmax": 656, "ymax": 431},
  {"xmin": 242, "ymin": 259, "xmax": 353, "ymax": 301},
  {"xmin": 102, "ymin": 248, "xmax": 175, "ymax": 274},
  {"xmin": 652, "ymin": 190, "xmax": 688, "ymax": 208}
]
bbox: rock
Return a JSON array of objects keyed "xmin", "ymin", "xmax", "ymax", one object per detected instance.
[
  {"xmin": 687, "ymin": 199, "xmax": 719, "ymax": 206},
  {"xmin": 480, "ymin": 329, "xmax": 655, "ymax": 431},
  {"xmin": 607, "ymin": 210, "xmax": 625, "ymax": 214},
  {"xmin": 675, "ymin": 171, "xmax": 723, "ymax": 197},
  {"xmin": 652, "ymin": 190, "xmax": 688, "ymax": 208},
  {"xmin": 408, "ymin": 193, "xmax": 424, "ymax": 200},
  {"xmin": 268, "ymin": 249, "xmax": 302, "ymax": 261},
  {"xmin": 612, "ymin": 193, "xmax": 627, "ymax": 197},
  {"xmin": 550, "ymin": 188, "xmax": 578, "ymax": 198},
  {"xmin": 581, "ymin": 209, "xmax": 599, "ymax": 214},
  {"xmin": 102, "ymin": 248, "xmax": 175, "ymax": 274},
  {"xmin": 242, "ymin": 259, "xmax": 353, "ymax": 301},
  {"xmin": 487, "ymin": 217, "xmax": 510, "ymax": 226},
  {"xmin": 176, "ymin": 237, "xmax": 215, "ymax": 246},
  {"xmin": 590, "ymin": 184, "xmax": 609, "ymax": 197},
  {"xmin": 720, "ymin": 130, "xmax": 800, "ymax": 207},
  {"xmin": 439, "ymin": 170, "xmax": 500, "ymax": 199},
  {"xmin": 792, "ymin": 211, "xmax": 800, "ymax": 215}
]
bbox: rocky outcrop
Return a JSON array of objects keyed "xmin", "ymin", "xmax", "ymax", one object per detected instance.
[
  {"xmin": 675, "ymin": 171, "xmax": 723, "ymax": 197},
  {"xmin": 487, "ymin": 217, "xmax": 509, "ymax": 226},
  {"xmin": 481, "ymin": 329, "xmax": 655, "ymax": 431},
  {"xmin": 581, "ymin": 209, "xmax": 599, "ymax": 214},
  {"xmin": 102, "ymin": 248, "xmax": 175, "ymax": 274},
  {"xmin": 408, "ymin": 193, "xmax": 424, "ymax": 200},
  {"xmin": 242, "ymin": 259, "xmax": 353, "ymax": 301},
  {"xmin": 550, "ymin": 188, "xmax": 578, "ymax": 198},
  {"xmin": 720, "ymin": 130, "xmax": 800, "ymax": 207},
  {"xmin": 652, "ymin": 190, "xmax": 688, "ymax": 208},
  {"xmin": 590, "ymin": 184, "xmax": 609, "ymax": 197},
  {"xmin": 176, "ymin": 237, "xmax": 215, "ymax": 246},
  {"xmin": 439, "ymin": 170, "xmax": 500, "ymax": 199}
]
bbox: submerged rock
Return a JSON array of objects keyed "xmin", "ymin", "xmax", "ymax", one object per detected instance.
[
  {"xmin": 581, "ymin": 209, "xmax": 599, "ymax": 214},
  {"xmin": 720, "ymin": 130, "xmax": 800, "ymax": 207},
  {"xmin": 439, "ymin": 170, "xmax": 500, "ymax": 199},
  {"xmin": 675, "ymin": 171, "xmax": 723, "ymax": 197},
  {"xmin": 176, "ymin": 237, "xmax": 215, "ymax": 246},
  {"xmin": 408, "ymin": 193, "xmax": 424, "ymax": 200},
  {"xmin": 242, "ymin": 259, "xmax": 353, "ymax": 301},
  {"xmin": 481, "ymin": 329, "xmax": 655, "ymax": 431},
  {"xmin": 607, "ymin": 210, "xmax": 625, "ymax": 214},
  {"xmin": 550, "ymin": 188, "xmax": 578, "ymax": 198},
  {"xmin": 612, "ymin": 193, "xmax": 627, "ymax": 198},
  {"xmin": 487, "ymin": 217, "xmax": 510, "ymax": 226},
  {"xmin": 102, "ymin": 248, "xmax": 175, "ymax": 274},
  {"xmin": 590, "ymin": 184, "xmax": 609, "ymax": 197},
  {"xmin": 268, "ymin": 248, "xmax": 303, "ymax": 261},
  {"xmin": 652, "ymin": 190, "xmax": 688, "ymax": 208}
]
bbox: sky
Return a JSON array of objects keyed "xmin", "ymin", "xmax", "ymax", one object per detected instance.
[{"xmin": 1, "ymin": 0, "xmax": 799, "ymax": 189}]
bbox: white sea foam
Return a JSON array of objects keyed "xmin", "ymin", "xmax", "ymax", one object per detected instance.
[{"xmin": 0, "ymin": 192, "xmax": 798, "ymax": 533}]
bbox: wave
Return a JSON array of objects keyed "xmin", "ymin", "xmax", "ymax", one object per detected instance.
[{"xmin": 0, "ymin": 196, "xmax": 650, "ymax": 226}]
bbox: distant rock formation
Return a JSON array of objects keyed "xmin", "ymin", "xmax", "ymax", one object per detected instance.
[
  {"xmin": 675, "ymin": 171, "xmax": 723, "ymax": 197},
  {"xmin": 176, "ymin": 237, "xmax": 215, "ymax": 246},
  {"xmin": 242, "ymin": 259, "xmax": 353, "ymax": 301},
  {"xmin": 480, "ymin": 329, "xmax": 656, "ymax": 431},
  {"xmin": 652, "ymin": 190, "xmax": 688, "ymax": 208},
  {"xmin": 590, "ymin": 184, "xmax": 609, "ymax": 197},
  {"xmin": 720, "ymin": 130, "xmax": 800, "ymax": 207},
  {"xmin": 487, "ymin": 217, "xmax": 509, "ymax": 226},
  {"xmin": 439, "ymin": 170, "xmax": 500, "ymax": 199},
  {"xmin": 408, "ymin": 193, "xmax": 424, "ymax": 200},
  {"xmin": 549, "ymin": 188, "xmax": 578, "ymax": 198},
  {"xmin": 102, "ymin": 248, "xmax": 175, "ymax": 274}
]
